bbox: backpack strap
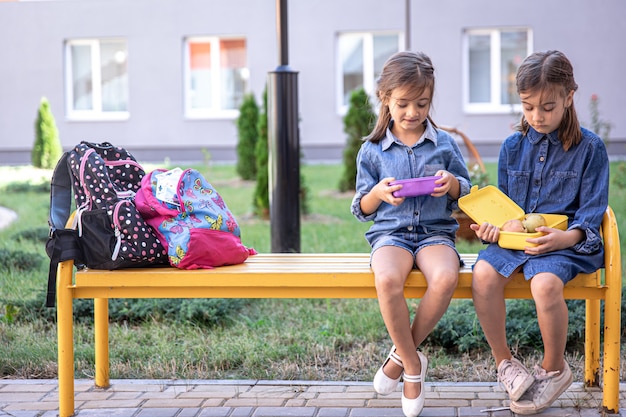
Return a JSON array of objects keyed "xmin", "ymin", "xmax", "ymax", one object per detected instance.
[
  {"xmin": 48, "ymin": 152, "xmax": 73, "ymax": 233},
  {"xmin": 45, "ymin": 153, "xmax": 83, "ymax": 308}
]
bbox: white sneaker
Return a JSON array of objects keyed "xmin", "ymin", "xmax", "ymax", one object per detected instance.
[
  {"xmin": 497, "ymin": 358, "xmax": 534, "ymax": 401},
  {"xmin": 510, "ymin": 361, "xmax": 573, "ymax": 415}
]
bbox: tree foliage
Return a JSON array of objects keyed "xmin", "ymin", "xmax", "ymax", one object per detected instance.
[
  {"xmin": 32, "ymin": 97, "xmax": 62, "ymax": 169},
  {"xmin": 253, "ymin": 89, "xmax": 270, "ymax": 219},
  {"xmin": 338, "ymin": 88, "xmax": 375, "ymax": 192},
  {"xmin": 236, "ymin": 93, "xmax": 259, "ymax": 180}
]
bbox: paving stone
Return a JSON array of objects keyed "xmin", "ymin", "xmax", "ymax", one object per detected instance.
[
  {"xmin": 0, "ymin": 411, "xmax": 43, "ymax": 417},
  {"xmin": 74, "ymin": 408, "xmax": 139, "ymax": 416},
  {"xmin": 136, "ymin": 408, "xmax": 181, "ymax": 417},
  {"xmin": 252, "ymin": 407, "xmax": 315, "ymax": 417},
  {"xmin": 349, "ymin": 408, "xmax": 404, "ymax": 416},
  {"xmin": 198, "ymin": 407, "xmax": 232, "ymax": 417},
  {"xmin": 178, "ymin": 409, "xmax": 203, "ymax": 417},
  {"xmin": 317, "ymin": 407, "xmax": 349, "ymax": 417}
]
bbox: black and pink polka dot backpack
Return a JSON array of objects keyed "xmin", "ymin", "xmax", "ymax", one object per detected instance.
[{"xmin": 46, "ymin": 141, "xmax": 167, "ymax": 307}]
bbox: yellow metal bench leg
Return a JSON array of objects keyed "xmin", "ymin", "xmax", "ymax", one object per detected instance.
[
  {"xmin": 57, "ymin": 260, "xmax": 75, "ymax": 417},
  {"xmin": 584, "ymin": 299, "xmax": 601, "ymax": 387},
  {"xmin": 600, "ymin": 206, "xmax": 622, "ymax": 413},
  {"xmin": 94, "ymin": 298, "xmax": 110, "ymax": 388},
  {"xmin": 602, "ymin": 275, "xmax": 621, "ymax": 413}
]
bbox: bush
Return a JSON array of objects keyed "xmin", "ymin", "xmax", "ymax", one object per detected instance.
[
  {"xmin": 0, "ymin": 249, "xmax": 45, "ymax": 272},
  {"xmin": 253, "ymin": 89, "xmax": 270, "ymax": 219},
  {"xmin": 32, "ymin": 97, "xmax": 62, "ymax": 169},
  {"xmin": 427, "ymin": 299, "xmax": 588, "ymax": 354},
  {"xmin": 338, "ymin": 88, "xmax": 375, "ymax": 192},
  {"xmin": 236, "ymin": 94, "xmax": 259, "ymax": 180},
  {"xmin": 252, "ymin": 88, "xmax": 310, "ymax": 218},
  {"xmin": 10, "ymin": 296, "xmax": 247, "ymax": 327}
]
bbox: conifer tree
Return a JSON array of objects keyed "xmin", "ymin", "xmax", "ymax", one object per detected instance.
[
  {"xmin": 253, "ymin": 88, "xmax": 310, "ymax": 218},
  {"xmin": 236, "ymin": 93, "xmax": 259, "ymax": 180},
  {"xmin": 338, "ymin": 88, "xmax": 375, "ymax": 192},
  {"xmin": 32, "ymin": 97, "xmax": 62, "ymax": 169},
  {"xmin": 253, "ymin": 89, "xmax": 270, "ymax": 219}
]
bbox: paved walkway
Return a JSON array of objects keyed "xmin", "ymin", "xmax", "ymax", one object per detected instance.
[{"xmin": 0, "ymin": 379, "xmax": 624, "ymax": 417}]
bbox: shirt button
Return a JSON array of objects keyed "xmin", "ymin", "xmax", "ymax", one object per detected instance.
[
  {"xmin": 407, "ymin": 226, "xmax": 413, "ymax": 231},
  {"xmin": 540, "ymin": 156, "xmax": 545, "ymax": 162}
]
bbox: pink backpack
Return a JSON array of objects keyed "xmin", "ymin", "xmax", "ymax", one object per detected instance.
[{"xmin": 134, "ymin": 168, "xmax": 256, "ymax": 269}]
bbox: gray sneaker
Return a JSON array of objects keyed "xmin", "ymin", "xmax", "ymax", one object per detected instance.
[
  {"xmin": 510, "ymin": 360, "xmax": 573, "ymax": 415},
  {"xmin": 497, "ymin": 358, "xmax": 535, "ymax": 401}
]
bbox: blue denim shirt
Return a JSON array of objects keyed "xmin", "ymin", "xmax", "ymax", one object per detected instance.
[
  {"xmin": 499, "ymin": 126, "xmax": 608, "ymax": 253},
  {"xmin": 476, "ymin": 126, "xmax": 609, "ymax": 281},
  {"xmin": 351, "ymin": 120, "xmax": 471, "ymax": 247}
]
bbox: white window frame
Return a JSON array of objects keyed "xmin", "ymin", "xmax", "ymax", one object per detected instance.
[
  {"xmin": 64, "ymin": 38, "xmax": 129, "ymax": 121},
  {"xmin": 335, "ymin": 31, "xmax": 404, "ymax": 115},
  {"xmin": 462, "ymin": 27, "xmax": 533, "ymax": 114},
  {"xmin": 183, "ymin": 36, "xmax": 248, "ymax": 120}
]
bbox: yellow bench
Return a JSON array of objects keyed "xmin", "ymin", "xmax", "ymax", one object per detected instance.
[{"xmin": 56, "ymin": 207, "xmax": 622, "ymax": 416}]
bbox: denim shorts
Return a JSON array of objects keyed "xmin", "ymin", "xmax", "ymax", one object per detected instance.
[{"xmin": 371, "ymin": 231, "xmax": 461, "ymax": 268}]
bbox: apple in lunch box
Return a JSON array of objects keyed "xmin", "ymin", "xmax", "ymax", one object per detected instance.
[
  {"xmin": 522, "ymin": 213, "xmax": 547, "ymax": 233},
  {"xmin": 501, "ymin": 219, "xmax": 526, "ymax": 232}
]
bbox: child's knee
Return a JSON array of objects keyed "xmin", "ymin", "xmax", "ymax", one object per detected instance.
[
  {"xmin": 530, "ymin": 274, "xmax": 564, "ymax": 301},
  {"xmin": 428, "ymin": 270, "xmax": 458, "ymax": 297}
]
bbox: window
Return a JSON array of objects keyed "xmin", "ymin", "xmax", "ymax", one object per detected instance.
[
  {"xmin": 337, "ymin": 32, "xmax": 403, "ymax": 113},
  {"xmin": 65, "ymin": 39, "xmax": 129, "ymax": 120},
  {"xmin": 463, "ymin": 28, "xmax": 532, "ymax": 113},
  {"xmin": 184, "ymin": 36, "xmax": 248, "ymax": 118}
]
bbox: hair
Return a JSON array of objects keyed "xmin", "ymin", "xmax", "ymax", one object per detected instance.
[
  {"xmin": 364, "ymin": 51, "xmax": 437, "ymax": 143},
  {"xmin": 515, "ymin": 50, "xmax": 581, "ymax": 151}
]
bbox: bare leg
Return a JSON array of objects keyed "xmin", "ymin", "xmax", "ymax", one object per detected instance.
[
  {"xmin": 471, "ymin": 260, "xmax": 512, "ymax": 366},
  {"xmin": 530, "ymin": 272, "xmax": 567, "ymax": 372},
  {"xmin": 393, "ymin": 244, "xmax": 459, "ymax": 399},
  {"xmin": 412, "ymin": 245, "xmax": 460, "ymax": 347},
  {"xmin": 371, "ymin": 246, "xmax": 416, "ymax": 384}
]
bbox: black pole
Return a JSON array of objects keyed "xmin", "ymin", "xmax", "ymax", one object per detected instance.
[
  {"xmin": 268, "ymin": 0, "xmax": 300, "ymax": 253},
  {"xmin": 405, "ymin": 0, "xmax": 411, "ymax": 50}
]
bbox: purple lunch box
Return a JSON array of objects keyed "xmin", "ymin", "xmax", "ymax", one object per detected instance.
[{"xmin": 390, "ymin": 176, "xmax": 442, "ymax": 198}]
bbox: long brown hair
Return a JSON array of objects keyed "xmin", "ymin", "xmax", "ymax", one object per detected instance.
[
  {"xmin": 515, "ymin": 50, "xmax": 581, "ymax": 151},
  {"xmin": 364, "ymin": 51, "xmax": 437, "ymax": 143}
]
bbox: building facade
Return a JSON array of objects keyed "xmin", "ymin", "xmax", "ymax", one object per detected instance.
[{"xmin": 1, "ymin": 0, "xmax": 624, "ymax": 165}]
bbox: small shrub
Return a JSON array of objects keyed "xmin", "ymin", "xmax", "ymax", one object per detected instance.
[
  {"xmin": 2, "ymin": 179, "xmax": 51, "ymax": 194},
  {"xmin": 32, "ymin": 97, "xmax": 63, "ymax": 169},
  {"xmin": 236, "ymin": 94, "xmax": 259, "ymax": 180},
  {"xmin": 0, "ymin": 249, "xmax": 45, "ymax": 272},
  {"xmin": 428, "ymin": 298, "xmax": 589, "ymax": 354},
  {"xmin": 588, "ymin": 94, "xmax": 612, "ymax": 144},
  {"xmin": 13, "ymin": 296, "xmax": 247, "ymax": 327},
  {"xmin": 611, "ymin": 161, "xmax": 626, "ymax": 189},
  {"xmin": 12, "ymin": 227, "xmax": 49, "ymax": 244},
  {"xmin": 338, "ymin": 88, "xmax": 375, "ymax": 192},
  {"xmin": 468, "ymin": 163, "xmax": 489, "ymax": 188}
]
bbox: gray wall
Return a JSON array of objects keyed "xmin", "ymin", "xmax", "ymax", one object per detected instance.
[{"xmin": 1, "ymin": 0, "xmax": 624, "ymax": 165}]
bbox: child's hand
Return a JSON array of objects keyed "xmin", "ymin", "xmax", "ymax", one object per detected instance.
[
  {"xmin": 523, "ymin": 226, "xmax": 585, "ymax": 255},
  {"xmin": 469, "ymin": 222, "xmax": 500, "ymax": 243},
  {"xmin": 431, "ymin": 170, "xmax": 458, "ymax": 198},
  {"xmin": 374, "ymin": 177, "xmax": 405, "ymax": 206}
]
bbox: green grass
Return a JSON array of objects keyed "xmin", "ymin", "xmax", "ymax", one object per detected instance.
[{"xmin": 0, "ymin": 161, "xmax": 624, "ymax": 382}]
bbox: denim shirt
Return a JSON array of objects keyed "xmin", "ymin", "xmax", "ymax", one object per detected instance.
[
  {"xmin": 499, "ymin": 126, "xmax": 609, "ymax": 253},
  {"xmin": 351, "ymin": 120, "xmax": 471, "ymax": 247}
]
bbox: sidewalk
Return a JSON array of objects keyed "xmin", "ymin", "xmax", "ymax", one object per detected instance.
[{"xmin": 0, "ymin": 379, "xmax": 623, "ymax": 417}]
